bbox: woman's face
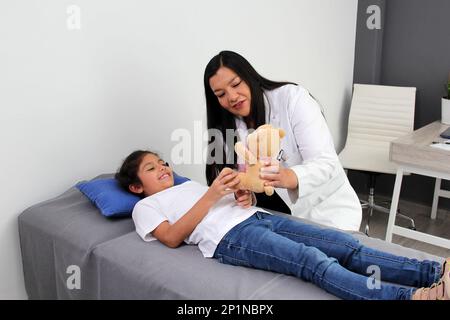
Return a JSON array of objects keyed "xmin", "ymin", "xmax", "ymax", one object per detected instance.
[{"xmin": 209, "ymin": 66, "xmax": 251, "ymax": 117}]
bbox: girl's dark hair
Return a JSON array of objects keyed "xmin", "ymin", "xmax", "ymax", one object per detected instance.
[
  {"xmin": 115, "ymin": 150, "xmax": 159, "ymax": 198},
  {"xmin": 204, "ymin": 50, "xmax": 296, "ymax": 185}
]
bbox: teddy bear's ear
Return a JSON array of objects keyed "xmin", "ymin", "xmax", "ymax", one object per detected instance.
[{"xmin": 278, "ymin": 128, "xmax": 286, "ymax": 139}]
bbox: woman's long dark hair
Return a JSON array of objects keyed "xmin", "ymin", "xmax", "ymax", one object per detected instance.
[{"xmin": 204, "ymin": 50, "xmax": 296, "ymax": 186}]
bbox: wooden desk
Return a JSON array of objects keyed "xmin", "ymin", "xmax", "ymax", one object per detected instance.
[{"xmin": 387, "ymin": 121, "xmax": 450, "ymax": 249}]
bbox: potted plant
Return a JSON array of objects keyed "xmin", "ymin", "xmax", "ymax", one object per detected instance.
[{"xmin": 442, "ymin": 73, "xmax": 450, "ymax": 125}]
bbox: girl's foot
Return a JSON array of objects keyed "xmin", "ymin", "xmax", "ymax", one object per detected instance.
[
  {"xmin": 412, "ymin": 265, "xmax": 449, "ymax": 300},
  {"xmin": 441, "ymin": 258, "xmax": 450, "ymax": 278}
]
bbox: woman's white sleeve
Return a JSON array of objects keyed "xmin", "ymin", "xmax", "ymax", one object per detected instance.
[{"xmin": 286, "ymin": 88, "xmax": 342, "ymax": 202}]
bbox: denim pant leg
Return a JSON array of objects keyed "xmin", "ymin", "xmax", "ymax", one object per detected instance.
[
  {"xmin": 261, "ymin": 213, "xmax": 441, "ymax": 287},
  {"xmin": 214, "ymin": 213, "xmax": 413, "ymax": 300}
]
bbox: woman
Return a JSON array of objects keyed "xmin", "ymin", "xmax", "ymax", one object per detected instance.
[{"xmin": 203, "ymin": 50, "xmax": 362, "ymax": 231}]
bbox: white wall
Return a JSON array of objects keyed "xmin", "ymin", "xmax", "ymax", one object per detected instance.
[{"xmin": 0, "ymin": 0, "xmax": 357, "ymax": 299}]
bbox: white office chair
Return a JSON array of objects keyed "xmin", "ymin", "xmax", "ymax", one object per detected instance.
[
  {"xmin": 339, "ymin": 83, "xmax": 417, "ymax": 236},
  {"xmin": 431, "ymin": 178, "xmax": 450, "ymax": 219}
]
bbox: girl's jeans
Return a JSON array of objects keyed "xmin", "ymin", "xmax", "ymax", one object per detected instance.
[{"xmin": 214, "ymin": 212, "xmax": 442, "ymax": 300}]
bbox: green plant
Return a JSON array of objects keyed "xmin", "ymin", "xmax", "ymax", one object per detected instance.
[{"xmin": 447, "ymin": 73, "xmax": 450, "ymax": 99}]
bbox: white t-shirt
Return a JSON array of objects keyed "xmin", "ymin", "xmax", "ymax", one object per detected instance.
[{"xmin": 132, "ymin": 181, "xmax": 267, "ymax": 258}]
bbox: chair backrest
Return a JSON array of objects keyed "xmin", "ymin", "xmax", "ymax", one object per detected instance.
[{"xmin": 345, "ymin": 84, "xmax": 416, "ymax": 149}]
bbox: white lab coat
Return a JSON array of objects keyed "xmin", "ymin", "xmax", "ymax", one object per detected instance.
[{"xmin": 234, "ymin": 84, "xmax": 362, "ymax": 231}]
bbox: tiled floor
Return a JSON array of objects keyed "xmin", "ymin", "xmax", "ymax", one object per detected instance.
[{"xmin": 358, "ymin": 193, "xmax": 450, "ymax": 258}]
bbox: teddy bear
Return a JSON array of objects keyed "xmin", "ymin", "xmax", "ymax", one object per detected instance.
[{"xmin": 234, "ymin": 124, "xmax": 285, "ymax": 196}]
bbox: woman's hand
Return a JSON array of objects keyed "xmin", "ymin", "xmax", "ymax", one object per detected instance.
[
  {"xmin": 259, "ymin": 159, "xmax": 298, "ymax": 190},
  {"xmin": 205, "ymin": 167, "xmax": 240, "ymax": 203},
  {"xmin": 234, "ymin": 189, "xmax": 254, "ymax": 209}
]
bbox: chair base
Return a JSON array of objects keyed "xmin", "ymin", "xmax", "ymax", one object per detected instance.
[{"xmin": 361, "ymin": 188, "xmax": 416, "ymax": 236}]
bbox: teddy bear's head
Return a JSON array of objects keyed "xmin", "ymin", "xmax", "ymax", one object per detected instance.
[
  {"xmin": 246, "ymin": 124, "xmax": 286, "ymax": 160},
  {"xmin": 233, "ymin": 124, "xmax": 286, "ymax": 195}
]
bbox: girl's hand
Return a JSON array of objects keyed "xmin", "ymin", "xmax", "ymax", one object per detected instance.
[
  {"xmin": 206, "ymin": 168, "xmax": 240, "ymax": 203},
  {"xmin": 259, "ymin": 159, "xmax": 298, "ymax": 190},
  {"xmin": 234, "ymin": 189, "xmax": 254, "ymax": 209}
]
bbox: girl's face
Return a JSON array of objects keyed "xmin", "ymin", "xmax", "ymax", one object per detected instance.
[
  {"xmin": 209, "ymin": 66, "xmax": 251, "ymax": 117},
  {"xmin": 129, "ymin": 153, "xmax": 174, "ymax": 197}
]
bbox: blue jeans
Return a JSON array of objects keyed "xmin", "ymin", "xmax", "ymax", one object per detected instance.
[{"xmin": 214, "ymin": 212, "xmax": 442, "ymax": 300}]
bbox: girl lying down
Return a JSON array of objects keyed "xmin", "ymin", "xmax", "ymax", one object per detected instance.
[{"xmin": 115, "ymin": 150, "xmax": 449, "ymax": 300}]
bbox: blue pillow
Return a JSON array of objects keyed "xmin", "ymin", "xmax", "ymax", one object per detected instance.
[{"xmin": 76, "ymin": 172, "xmax": 190, "ymax": 217}]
